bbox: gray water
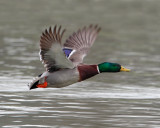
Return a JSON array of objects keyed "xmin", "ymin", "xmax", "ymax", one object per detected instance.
[{"xmin": 0, "ymin": 0, "xmax": 160, "ymax": 127}]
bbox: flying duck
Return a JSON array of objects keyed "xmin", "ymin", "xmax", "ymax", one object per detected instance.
[{"xmin": 28, "ymin": 25, "xmax": 130, "ymax": 90}]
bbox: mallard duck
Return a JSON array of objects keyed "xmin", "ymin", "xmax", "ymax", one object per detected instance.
[{"xmin": 28, "ymin": 25, "xmax": 130, "ymax": 90}]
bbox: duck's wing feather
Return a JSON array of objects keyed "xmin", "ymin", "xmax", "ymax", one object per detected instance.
[
  {"xmin": 63, "ymin": 25, "xmax": 101, "ymax": 66},
  {"xmin": 39, "ymin": 25, "xmax": 74, "ymax": 72}
]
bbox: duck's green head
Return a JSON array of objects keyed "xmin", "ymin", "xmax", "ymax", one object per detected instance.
[{"xmin": 98, "ymin": 62, "xmax": 130, "ymax": 73}]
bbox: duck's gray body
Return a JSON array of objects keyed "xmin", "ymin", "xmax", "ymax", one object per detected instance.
[
  {"xmin": 29, "ymin": 64, "xmax": 99, "ymax": 89},
  {"xmin": 44, "ymin": 68, "xmax": 79, "ymax": 88}
]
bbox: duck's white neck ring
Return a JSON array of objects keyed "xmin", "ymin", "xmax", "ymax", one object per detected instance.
[{"xmin": 96, "ymin": 65, "xmax": 100, "ymax": 74}]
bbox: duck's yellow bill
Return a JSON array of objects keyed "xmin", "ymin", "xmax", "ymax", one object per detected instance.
[{"xmin": 120, "ymin": 66, "xmax": 130, "ymax": 72}]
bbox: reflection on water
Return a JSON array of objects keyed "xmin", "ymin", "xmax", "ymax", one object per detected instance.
[{"xmin": 0, "ymin": 0, "xmax": 160, "ymax": 127}]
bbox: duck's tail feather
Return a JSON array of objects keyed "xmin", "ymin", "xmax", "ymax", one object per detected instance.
[{"xmin": 28, "ymin": 74, "xmax": 42, "ymax": 90}]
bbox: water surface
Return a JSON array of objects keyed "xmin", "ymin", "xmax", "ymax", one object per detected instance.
[{"xmin": 0, "ymin": 0, "xmax": 160, "ymax": 127}]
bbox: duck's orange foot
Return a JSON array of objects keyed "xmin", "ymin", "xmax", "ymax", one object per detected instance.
[{"xmin": 37, "ymin": 78, "xmax": 48, "ymax": 88}]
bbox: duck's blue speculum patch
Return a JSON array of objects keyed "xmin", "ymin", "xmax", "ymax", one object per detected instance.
[{"xmin": 63, "ymin": 48, "xmax": 73, "ymax": 57}]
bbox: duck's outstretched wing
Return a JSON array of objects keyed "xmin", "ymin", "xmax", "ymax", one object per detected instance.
[
  {"xmin": 63, "ymin": 25, "xmax": 101, "ymax": 66},
  {"xmin": 39, "ymin": 25, "xmax": 74, "ymax": 72}
]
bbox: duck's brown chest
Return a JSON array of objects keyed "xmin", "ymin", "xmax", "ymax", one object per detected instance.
[{"xmin": 77, "ymin": 65, "xmax": 99, "ymax": 81}]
